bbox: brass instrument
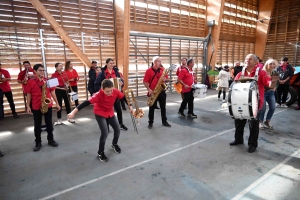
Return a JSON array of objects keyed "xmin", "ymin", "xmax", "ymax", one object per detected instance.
[
  {"xmin": 124, "ymin": 89, "xmax": 144, "ymax": 134},
  {"xmin": 109, "ymin": 78, "xmax": 122, "ymax": 91},
  {"xmin": 41, "ymin": 80, "xmax": 51, "ymax": 114},
  {"xmin": 147, "ymin": 67, "xmax": 169, "ymax": 106},
  {"xmin": 23, "ymin": 68, "xmax": 29, "ymax": 84}
]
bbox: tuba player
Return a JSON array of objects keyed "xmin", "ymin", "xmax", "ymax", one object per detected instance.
[{"xmin": 143, "ymin": 56, "xmax": 171, "ymax": 129}]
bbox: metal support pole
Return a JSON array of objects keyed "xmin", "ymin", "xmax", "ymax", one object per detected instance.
[
  {"xmin": 81, "ymin": 32, "xmax": 88, "ymax": 99},
  {"xmin": 39, "ymin": 29, "xmax": 47, "ymax": 78},
  {"xmin": 169, "ymin": 38, "xmax": 172, "ymax": 92}
]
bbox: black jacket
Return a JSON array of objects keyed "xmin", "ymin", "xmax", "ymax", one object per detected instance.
[
  {"xmin": 88, "ymin": 67, "xmax": 96, "ymax": 89},
  {"xmin": 94, "ymin": 66, "xmax": 122, "ymax": 92},
  {"xmin": 276, "ymin": 64, "xmax": 294, "ymax": 85}
]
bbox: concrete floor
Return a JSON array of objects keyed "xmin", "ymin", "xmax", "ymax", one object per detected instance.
[{"xmin": 0, "ymin": 89, "xmax": 299, "ymax": 200}]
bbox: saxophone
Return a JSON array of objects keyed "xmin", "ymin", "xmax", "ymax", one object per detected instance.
[
  {"xmin": 23, "ymin": 68, "xmax": 29, "ymax": 84},
  {"xmin": 147, "ymin": 67, "xmax": 169, "ymax": 106},
  {"xmin": 41, "ymin": 80, "xmax": 51, "ymax": 114}
]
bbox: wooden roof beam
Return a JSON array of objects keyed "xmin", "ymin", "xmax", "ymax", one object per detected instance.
[
  {"xmin": 205, "ymin": 0, "xmax": 225, "ymax": 70},
  {"xmin": 28, "ymin": 0, "xmax": 91, "ymax": 67},
  {"xmin": 255, "ymin": 0, "xmax": 275, "ymax": 60}
]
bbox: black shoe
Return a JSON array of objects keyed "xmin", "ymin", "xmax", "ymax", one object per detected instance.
[
  {"xmin": 33, "ymin": 143, "xmax": 42, "ymax": 151},
  {"xmin": 120, "ymin": 124, "xmax": 128, "ymax": 131},
  {"xmin": 154, "ymin": 106, "xmax": 160, "ymax": 109},
  {"xmin": 0, "ymin": 150, "xmax": 4, "ymax": 157},
  {"xmin": 48, "ymin": 140, "xmax": 58, "ymax": 147},
  {"xmin": 111, "ymin": 144, "xmax": 121, "ymax": 154},
  {"xmin": 229, "ymin": 140, "xmax": 244, "ymax": 146},
  {"xmin": 248, "ymin": 147, "xmax": 256, "ymax": 153},
  {"xmin": 98, "ymin": 152, "xmax": 108, "ymax": 162},
  {"xmin": 148, "ymin": 123, "xmax": 153, "ymax": 129},
  {"xmin": 122, "ymin": 107, "xmax": 127, "ymax": 111},
  {"xmin": 162, "ymin": 121, "xmax": 171, "ymax": 127},
  {"xmin": 178, "ymin": 111, "xmax": 185, "ymax": 117},
  {"xmin": 187, "ymin": 113, "xmax": 197, "ymax": 118},
  {"xmin": 13, "ymin": 113, "xmax": 19, "ymax": 118}
]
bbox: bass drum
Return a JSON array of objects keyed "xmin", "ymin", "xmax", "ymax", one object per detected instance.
[{"xmin": 228, "ymin": 81, "xmax": 259, "ymax": 120}]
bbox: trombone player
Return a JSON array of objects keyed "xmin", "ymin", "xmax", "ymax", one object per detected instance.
[{"xmin": 143, "ymin": 56, "xmax": 171, "ymax": 129}]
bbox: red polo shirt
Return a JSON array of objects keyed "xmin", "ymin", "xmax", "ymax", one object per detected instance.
[
  {"xmin": 65, "ymin": 69, "xmax": 79, "ymax": 86},
  {"xmin": 17, "ymin": 68, "xmax": 35, "ymax": 92},
  {"xmin": 176, "ymin": 65, "xmax": 185, "ymax": 76},
  {"xmin": 51, "ymin": 71, "xmax": 68, "ymax": 87},
  {"xmin": 0, "ymin": 69, "xmax": 12, "ymax": 92},
  {"xmin": 104, "ymin": 68, "xmax": 117, "ymax": 79},
  {"xmin": 89, "ymin": 89, "xmax": 124, "ymax": 118},
  {"xmin": 143, "ymin": 67, "xmax": 169, "ymax": 90},
  {"xmin": 235, "ymin": 66, "xmax": 271, "ymax": 110},
  {"xmin": 178, "ymin": 67, "xmax": 196, "ymax": 93},
  {"xmin": 26, "ymin": 78, "xmax": 55, "ymax": 110}
]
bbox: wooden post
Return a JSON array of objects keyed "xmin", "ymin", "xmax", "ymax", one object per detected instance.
[
  {"xmin": 115, "ymin": 0, "xmax": 130, "ymax": 90},
  {"xmin": 28, "ymin": 0, "xmax": 91, "ymax": 67},
  {"xmin": 255, "ymin": 0, "xmax": 275, "ymax": 59},
  {"xmin": 205, "ymin": 0, "xmax": 225, "ymax": 70}
]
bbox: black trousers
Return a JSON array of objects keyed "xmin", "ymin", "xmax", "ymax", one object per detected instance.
[
  {"xmin": 0, "ymin": 89, "xmax": 4, "ymax": 119},
  {"xmin": 55, "ymin": 89, "xmax": 71, "ymax": 119},
  {"xmin": 148, "ymin": 91, "xmax": 167, "ymax": 124},
  {"xmin": 32, "ymin": 107, "xmax": 54, "ymax": 143},
  {"xmin": 298, "ymin": 86, "xmax": 300, "ymax": 106},
  {"xmin": 276, "ymin": 84, "xmax": 289, "ymax": 104},
  {"xmin": 70, "ymin": 86, "xmax": 79, "ymax": 106},
  {"xmin": 3, "ymin": 91, "xmax": 17, "ymax": 114},
  {"xmin": 95, "ymin": 115, "xmax": 120, "ymax": 153},
  {"xmin": 234, "ymin": 111, "xmax": 261, "ymax": 148},
  {"xmin": 179, "ymin": 90, "xmax": 194, "ymax": 114}
]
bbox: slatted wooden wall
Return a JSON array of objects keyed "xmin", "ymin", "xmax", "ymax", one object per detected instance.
[
  {"xmin": 130, "ymin": 0, "xmax": 206, "ymax": 37},
  {"xmin": 0, "ymin": 0, "xmax": 115, "ymax": 114},
  {"xmin": 264, "ymin": 0, "xmax": 300, "ymax": 66},
  {"xmin": 129, "ymin": 35, "xmax": 203, "ymax": 96},
  {"xmin": 216, "ymin": 0, "xmax": 258, "ymax": 67}
]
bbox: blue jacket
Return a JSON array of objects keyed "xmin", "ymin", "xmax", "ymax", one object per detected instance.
[{"xmin": 94, "ymin": 66, "xmax": 123, "ymax": 92}]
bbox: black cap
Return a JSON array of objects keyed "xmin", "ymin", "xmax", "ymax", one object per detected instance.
[
  {"xmin": 92, "ymin": 61, "xmax": 97, "ymax": 64},
  {"xmin": 281, "ymin": 57, "xmax": 288, "ymax": 62}
]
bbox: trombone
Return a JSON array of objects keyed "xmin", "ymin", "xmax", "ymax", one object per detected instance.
[{"xmin": 124, "ymin": 89, "xmax": 144, "ymax": 134}]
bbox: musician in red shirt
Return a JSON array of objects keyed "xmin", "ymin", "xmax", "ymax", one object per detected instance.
[
  {"xmin": 51, "ymin": 63, "xmax": 74, "ymax": 125},
  {"xmin": 0, "ymin": 63, "xmax": 18, "ymax": 118},
  {"xmin": 176, "ymin": 58, "xmax": 187, "ymax": 100},
  {"xmin": 26, "ymin": 64, "xmax": 60, "ymax": 152},
  {"xmin": 143, "ymin": 56, "xmax": 171, "ymax": 129},
  {"xmin": 65, "ymin": 61, "xmax": 79, "ymax": 106},
  {"xmin": 177, "ymin": 58, "xmax": 197, "ymax": 118},
  {"xmin": 68, "ymin": 79, "xmax": 129, "ymax": 162},
  {"xmin": 17, "ymin": 61, "xmax": 35, "ymax": 93},
  {"xmin": 229, "ymin": 54, "xmax": 279, "ymax": 153}
]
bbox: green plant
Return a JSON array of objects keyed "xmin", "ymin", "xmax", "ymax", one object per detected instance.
[{"xmin": 207, "ymin": 70, "xmax": 219, "ymax": 76}]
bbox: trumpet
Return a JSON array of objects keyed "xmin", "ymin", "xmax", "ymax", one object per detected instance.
[
  {"xmin": 124, "ymin": 89, "xmax": 144, "ymax": 134},
  {"xmin": 23, "ymin": 68, "xmax": 29, "ymax": 84}
]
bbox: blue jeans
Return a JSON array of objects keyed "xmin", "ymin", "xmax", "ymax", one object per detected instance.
[{"xmin": 259, "ymin": 90, "xmax": 276, "ymax": 122}]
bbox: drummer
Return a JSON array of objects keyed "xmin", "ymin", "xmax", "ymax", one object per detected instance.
[
  {"xmin": 229, "ymin": 54, "xmax": 279, "ymax": 153},
  {"xmin": 177, "ymin": 58, "xmax": 197, "ymax": 118}
]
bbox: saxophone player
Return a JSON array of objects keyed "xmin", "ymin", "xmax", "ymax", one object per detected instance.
[
  {"xmin": 143, "ymin": 56, "xmax": 171, "ymax": 129},
  {"xmin": 17, "ymin": 61, "xmax": 35, "ymax": 93},
  {"xmin": 26, "ymin": 64, "xmax": 60, "ymax": 152}
]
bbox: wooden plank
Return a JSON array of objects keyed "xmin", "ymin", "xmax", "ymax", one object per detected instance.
[{"xmin": 28, "ymin": 0, "xmax": 91, "ymax": 67}]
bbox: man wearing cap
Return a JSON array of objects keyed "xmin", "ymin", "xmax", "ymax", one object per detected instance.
[
  {"xmin": 88, "ymin": 61, "xmax": 98, "ymax": 96},
  {"xmin": 275, "ymin": 57, "xmax": 294, "ymax": 107},
  {"xmin": 0, "ymin": 63, "xmax": 18, "ymax": 118},
  {"xmin": 143, "ymin": 56, "xmax": 171, "ymax": 129}
]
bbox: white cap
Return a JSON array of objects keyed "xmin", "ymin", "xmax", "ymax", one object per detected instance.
[{"xmin": 152, "ymin": 56, "xmax": 161, "ymax": 63}]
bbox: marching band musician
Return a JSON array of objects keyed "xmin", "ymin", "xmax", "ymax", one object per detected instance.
[
  {"xmin": 177, "ymin": 58, "xmax": 197, "ymax": 118},
  {"xmin": 17, "ymin": 61, "xmax": 35, "ymax": 92},
  {"xmin": 65, "ymin": 61, "xmax": 79, "ymax": 107},
  {"xmin": 26, "ymin": 64, "xmax": 60, "ymax": 152},
  {"xmin": 51, "ymin": 63, "xmax": 75, "ymax": 125},
  {"xmin": 68, "ymin": 79, "xmax": 130, "ymax": 162},
  {"xmin": 229, "ymin": 54, "xmax": 279, "ymax": 153},
  {"xmin": 94, "ymin": 58, "xmax": 128, "ymax": 131},
  {"xmin": 0, "ymin": 63, "xmax": 18, "ymax": 118},
  {"xmin": 176, "ymin": 58, "xmax": 187, "ymax": 101},
  {"xmin": 143, "ymin": 56, "xmax": 171, "ymax": 129}
]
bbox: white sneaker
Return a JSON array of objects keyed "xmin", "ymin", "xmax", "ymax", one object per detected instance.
[
  {"xmin": 68, "ymin": 118, "xmax": 75, "ymax": 123},
  {"xmin": 54, "ymin": 119, "xmax": 62, "ymax": 126},
  {"xmin": 281, "ymin": 104, "xmax": 288, "ymax": 108},
  {"xmin": 222, "ymin": 99, "xmax": 226, "ymax": 103},
  {"xmin": 276, "ymin": 103, "xmax": 281, "ymax": 107},
  {"xmin": 259, "ymin": 123, "xmax": 264, "ymax": 129}
]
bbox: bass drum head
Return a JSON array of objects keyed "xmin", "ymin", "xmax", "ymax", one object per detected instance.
[{"xmin": 250, "ymin": 81, "xmax": 259, "ymax": 119}]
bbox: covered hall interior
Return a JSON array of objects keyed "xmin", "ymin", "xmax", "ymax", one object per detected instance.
[{"xmin": 0, "ymin": 0, "xmax": 300, "ymax": 199}]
